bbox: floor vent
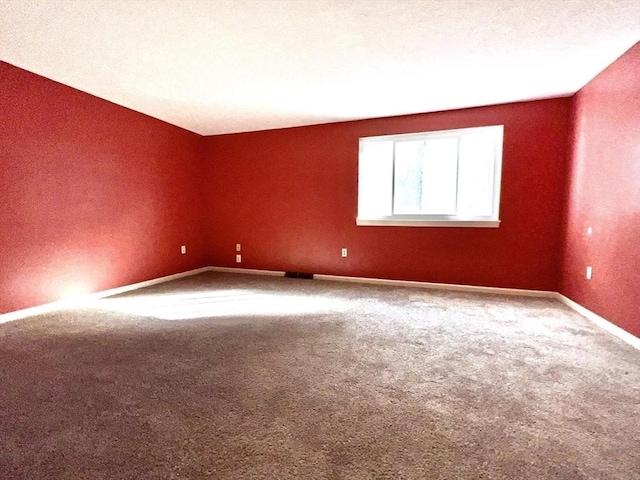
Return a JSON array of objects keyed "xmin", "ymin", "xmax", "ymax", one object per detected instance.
[{"xmin": 284, "ymin": 272, "xmax": 314, "ymax": 280}]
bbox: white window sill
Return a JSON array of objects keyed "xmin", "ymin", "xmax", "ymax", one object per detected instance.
[{"xmin": 356, "ymin": 219, "xmax": 500, "ymax": 228}]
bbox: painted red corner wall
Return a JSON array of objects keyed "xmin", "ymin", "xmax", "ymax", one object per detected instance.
[
  {"xmin": 202, "ymin": 98, "xmax": 571, "ymax": 291},
  {"xmin": 561, "ymin": 42, "xmax": 640, "ymax": 337},
  {"xmin": 0, "ymin": 61, "xmax": 206, "ymax": 314}
]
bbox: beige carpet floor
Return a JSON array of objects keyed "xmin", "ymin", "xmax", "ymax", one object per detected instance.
[{"xmin": 0, "ymin": 272, "xmax": 638, "ymax": 479}]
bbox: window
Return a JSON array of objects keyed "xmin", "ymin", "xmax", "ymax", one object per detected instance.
[{"xmin": 357, "ymin": 125, "xmax": 504, "ymax": 227}]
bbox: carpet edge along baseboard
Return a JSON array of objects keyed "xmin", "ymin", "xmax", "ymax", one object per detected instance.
[{"xmin": 1, "ymin": 265, "xmax": 637, "ymax": 350}]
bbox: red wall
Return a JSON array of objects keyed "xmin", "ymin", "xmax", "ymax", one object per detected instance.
[
  {"xmin": 6, "ymin": 46, "xmax": 635, "ymax": 335},
  {"xmin": 0, "ymin": 61, "xmax": 206, "ymax": 314},
  {"xmin": 203, "ymin": 99, "xmax": 572, "ymax": 291},
  {"xmin": 561, "ymin": 43, "xmax": 640, "ymax": 337}
]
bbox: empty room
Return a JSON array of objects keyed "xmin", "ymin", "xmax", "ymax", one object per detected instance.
[{"xmin": 1, "ymin": 0, "xmax": 639, "ymax": 478}]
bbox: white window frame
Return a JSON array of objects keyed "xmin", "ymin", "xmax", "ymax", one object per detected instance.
[{"xmin": 357, "ymin": 125, "xmax": 504, "ymax": 227}]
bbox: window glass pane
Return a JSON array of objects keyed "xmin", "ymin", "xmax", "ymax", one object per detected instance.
[
  {"xmin": 457, "ymin": 133, "xmax": 495, "ymax": 217},
  {"xmin": 421, "ymin": 137, "xmax": 459, "ymax": 215},
  {"xmin": 358, "ymin": 140, "xmax": 394, "ymax": 217},
  {"xmin": 393, "ymin": 140, "xmax": 424, "ymax": 214}
]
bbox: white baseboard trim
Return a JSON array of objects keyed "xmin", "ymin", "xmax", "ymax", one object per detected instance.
[
  {"xmin": 314, "ymin": 273, "xmax": 556, "ymax": 298},
  {"xmin": 209, "ymin": 266, "xmax": 285, "ymax": 276},
  {"xmin": 211, "ymin": 269, "xmax": 638, "ymax": 348},
  {"xmin": 554, "ymin": 293, "xmax": 639, "ymax": 350},
  {"xmin": 0, "ymin": 267, "xmax": 211, "ymax": 325},
  {"xmin": 2, "ymin": 266, "xmax": 637, "ymax": 350},
  {"xmin": 208, "ymin": 267, "xmax": 554, "ymax": 298}
]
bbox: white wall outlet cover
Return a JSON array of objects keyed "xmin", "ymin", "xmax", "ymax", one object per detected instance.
[
  {"xmin": 236, "ymin": 244, "xmax": 241, "ymax": 251},
  {"xmin": 236, "ymin": 254, "xmax": 242, "ymax": 263},
  {"xmin": 586, "ymin": 266, "xmax": 593, "ymax": 279},
  {"xmin": 341, "ymin": 248, "xmax": 347, "ymax": 257},
  {"xmin": 181, "ymin": 245, "xmax": 186, "ymax": 254},
  {"xmin": 587, "ymin": 227, "xmax": 593, "ymax": 235}
]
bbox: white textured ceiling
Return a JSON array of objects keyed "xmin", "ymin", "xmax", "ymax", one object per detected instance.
[{"xmin": 1, "ymin": 0, "xmax": 639, "ymax": 136}]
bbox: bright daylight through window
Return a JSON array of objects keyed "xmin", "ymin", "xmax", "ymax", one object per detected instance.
[{"xmin": 357, "ymin": 125, "xmax": 504, "ymax": 227}]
